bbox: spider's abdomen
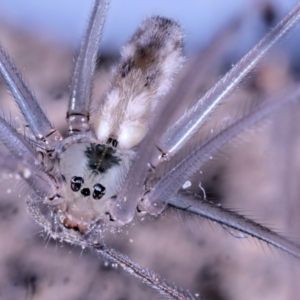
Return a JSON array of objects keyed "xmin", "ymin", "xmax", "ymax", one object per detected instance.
[
  {"xmin": 57, "ymin": 143, "xmax": 132, "ymax": 232},
  {"xmin": 93, "ymin": 16, "xmax": 184, "ymax": 150}
]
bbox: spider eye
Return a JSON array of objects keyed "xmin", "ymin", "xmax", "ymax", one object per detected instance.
[
  {"xmin": 93, "ymin": 183, "xmax": 106, "ymax": 200},
  {"xmin": 71, "ymin": 176, "xmax": 84, "ymax": 192},
  {"xmin": 81, "ymin": 188, "xmax": 91, "ymax": 197}
]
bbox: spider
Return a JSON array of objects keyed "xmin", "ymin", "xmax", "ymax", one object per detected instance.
[{"xmin": 1, "ymin": 1, "xmax": 300, "ymax": 299}]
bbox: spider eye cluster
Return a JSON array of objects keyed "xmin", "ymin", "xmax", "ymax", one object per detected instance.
[{"xmin": 70, "ymin": 176, "xmax": 106, "ymax": 200}]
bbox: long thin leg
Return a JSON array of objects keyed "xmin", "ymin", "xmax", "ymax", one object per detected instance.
[
  {"xmin": 26, "ymin": 199, "xmax": 197, "ymax": 300},
  {"xmin": 143, "ymin": 85, "xmax": 300, "ymax": 216},
  {"xmin": 0, "ymin": 46, "xmax": 62, "ymax": 150},
  {"xmin": 0, "ymin": 153, "xmax": 56, "ymax": 199},
  {"xmin": 67, "ymin": 0, "xmax": 109, "ymax": 134},
  {"xmin": 94, "ymin": 244, "xmax": 197, "ymax": 300},
  {"xmin": 0, "ymin": 116, "xmax": 37, "ymax": 164},
  {"xmin": 171, "ymin": 190, "xmax": 300, "ymax": 260},
  {"xmin": 155, "ymin": 3, "xmax": 300, "ymax": 163},
  {"xmin": 150, "ymin": 16, "xmax": 242, "ymax": 168}
]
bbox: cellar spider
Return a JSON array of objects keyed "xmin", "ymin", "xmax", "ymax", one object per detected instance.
[{"xmin": 1, "ymin": 1, "xmax": 300, "ymax": 299}]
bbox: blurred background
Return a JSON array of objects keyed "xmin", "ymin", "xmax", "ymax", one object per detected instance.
[
  {"xmin": 0, "ymin": 1, "xmax": 300, "ymax": 300},
  {"xmin": 0, "ymin": 0, "xmax": 297, "ymax": 53}
]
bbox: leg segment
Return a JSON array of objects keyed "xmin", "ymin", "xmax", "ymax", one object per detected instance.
[
  {"xmin": 154, "ymin": 4, "xmax": 300, "ymax": 165},
  {"xmin": 142, "ymin": 85, "xmax": 300, "ymax": 216},
  {"xmin": 0, "ymin": 45, "xmax": 62, "ymax": 150},
  {"xmin": 67, "ymin": 0, "xmax": 109, "ymax": 134},
  {"xmin": 171, "ymin": 190, "xmax": 300, "ymax": 260},
  {"xmin": 0, "ymin": 115, "xmax": 37, "ymax": 164},
  {"xmin": 94, "ymin": 244, "xmax": 197, "ymax": 300},
  {"xmin": 27, "ymin": 196, "xmax": 198, "ymax": 300},
  {"xmin": 0, "ymin": 153, "xmax": 56, "ymax": 199}
]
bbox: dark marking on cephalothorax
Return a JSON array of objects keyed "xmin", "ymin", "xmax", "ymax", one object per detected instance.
[{"xmin": 85, "ymin": 143, "xmax": 121, "ymax": 173}]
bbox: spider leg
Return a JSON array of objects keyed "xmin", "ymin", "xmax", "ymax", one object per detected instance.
[
  {"xmin": 67, "ymin": 0, "xmax": 109, "ymax": 135},
  {"xmin": 0, "ymin": 46, "xmax": 62, "ymax": 150},
  {"xmin": 94, "ymin": 244, "xmax": 197, "ymax": 300},
  {"xmin": 0, "ymin": 115, "xmax": 37, "ymax": 164},
  {"xmin": 0, "ymin": 153, "xmax": 56, "ymax": 199},
  {"xmin": 171, "ymin": 190, "xmax": 300, "ymax": 260},
  {"xmin": 26, "ymin": 197, "xmax": 198, "ymax": 300},
  {"xmin": 153, "ymin": 3, "xmax": 300, "ymax": 166},
  {"xmin": 0, "ymin": 116, "xmax": 57, "ymax": 198},
  {"xmin": 149, "ymin": 15, "xmax": 244, "ymax": 168},
  {"xmin": 25, "ymin": 191, "xmax": 197, "ymax": 300},
  {"xmin": 142, "ymin": 85, "xmax": 300, "ymax": 216}
]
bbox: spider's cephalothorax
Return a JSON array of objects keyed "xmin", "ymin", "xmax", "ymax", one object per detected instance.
[
  {"xmin": 55, "ymin": 142, "xmax": 132, "ymax": 232},
  {"xmin": 2, "ymin": 1, "xmax": 300, "ymax": 299}
]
